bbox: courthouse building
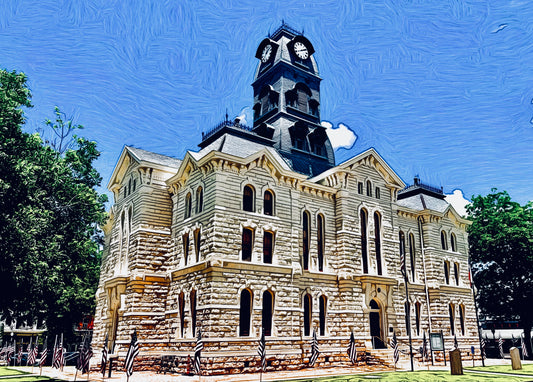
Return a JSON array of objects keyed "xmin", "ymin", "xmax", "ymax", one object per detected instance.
[{"xmin": 93, "ymin": 24, "xmax": 478, "ymax": 373}]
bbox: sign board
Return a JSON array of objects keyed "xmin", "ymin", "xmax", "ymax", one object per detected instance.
[{"xmin": 430, "ymin": 332, "xmax": 444, "ymax": 351}]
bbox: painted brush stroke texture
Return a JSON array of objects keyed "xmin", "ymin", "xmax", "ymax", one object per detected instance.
[{"xmin": 1, "ymin": 0, "xmax": 532, "ymax": 206}]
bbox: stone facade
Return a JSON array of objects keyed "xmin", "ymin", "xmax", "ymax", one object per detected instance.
[{"xmin": 92, "ymin": 24, "xmax": 480, "ymax": 374}]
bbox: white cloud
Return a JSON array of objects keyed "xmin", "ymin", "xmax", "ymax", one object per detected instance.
[
  {"xmin": 445, "ymin": 189, "xmax": 470, "ymax": 217},
  {"xmin": 322, "ymin": 121, "xmax": 357, "ymax": 150},
  {"xmin": 236, "ymin": 107, "xmax": 252, "ymax": 126}
]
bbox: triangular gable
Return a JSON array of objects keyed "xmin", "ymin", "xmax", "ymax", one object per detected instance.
[
  {"xmin": 309, "ymin": 148, "xmax": 405, "ymax": 189},
  {"xmin": 444, "ymin": 204, "xmax": 471, "ymax": 228},
  {"xmin": 107, "ymin": 146, "xmax": 136, "ymax": 192}
]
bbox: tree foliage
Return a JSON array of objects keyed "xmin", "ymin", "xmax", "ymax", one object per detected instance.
[
  {"xmin": 0, "ymin": 69, "xmax": 107, "ymax": 338},
  {"xmin": 467, "ymin": 189, "xmax": 533, "ymax": 356}
]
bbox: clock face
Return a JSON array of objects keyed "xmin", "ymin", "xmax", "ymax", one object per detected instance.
[
  {"xmin": 293, "ymin": 41, "xmax": 309, "ymax": 59},
  {"xmin": 261, "ymin": 44, "xmax": 272, "ymax": 63}
]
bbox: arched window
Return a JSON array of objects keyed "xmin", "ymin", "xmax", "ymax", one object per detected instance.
[
  {"xmin": 263, "ymin": 231, "xmax": 273, "ymax": 264},
  {"xmin": 454, "ymin": 262, "xmax": 459, "ymax": 286},
  {"xmin": 358, "ymin": 182, "xmax": 363, "ymax": 194},
  {"xmin": 404, "ymin": 301, "xmax": 411, "ymax": 336},
  {"xmin": 319, "ymin": 295, "xmax": 327, "ymax": 336},
  {"xmin": 374, "ymin": 212, "xmax": 382, "ymax": 275},
  {"xmin": 133, "ymin": 178, "xmax": 137, "ymax": 192},
  {"xmin": 194, "ymin": 229, "xmax": 201, "ymax": 262},
  {"xmin": 459, "ymin": 305, "xmax": 465, "ymax": 335},
  {"xmin": 179, "ymin": 292, "xmax": 185, "ymax": 337},
  {"xmin": 409, "ymin": 233, "xmax": 416, "ymax": 282},
  {"xmin": 264, "ymin": 190, "xmax": 274, "ymax": 216},
  {"xmin": 366, "ymin": 180, "xmax": 372, "ymax": 197},
  {"xmin": 449, "ymin": 304, "xmax": 455, "ymax": 336},
  {"xmin": 262, "ymin": 290, "xmax": 274, "ymax": 336},
  {"xmin": 375, "ymin": 187, "xmax": 381, "ymax": 199},
  {"xmin": 243, "ymin": 185, "xmax": 255, "ymax": 212},
  {"xmin": 185, "ymin": 192, "xmax": 192, "ymax": 219},
  {"xmin": 303, "ymin": 293, "xmax": 312, "ymax": 337},
  {"xmin": 302, "ymin": 211, "xmax": 310, "ymax": 270},
  {"xmin": 415, "ymin": 302, "xmax": 421, "ymax": 336},
  {"xmin": 444, "ymin": 261, "xmax": 450, "ymax": 284},
  {"xmin": 441, "ymin": 231, "xmax": 448, "ymax": 250},
  {"xmin": 309, "ymin": 99, "xmax": 319, "ymax": 116},
  {"xmin": 128, "ymin": 178, "xmax": 131, "ymax": 196},
  {"xmin": 451, "ymin": 233, "xmax": 457, "ymax": 252},
  {"xmin": 239, "ymin": 289, "xmax": 252, "ymax": 336},
  {"xmin": 399, "ymin": 231, "xmax": 406, "ymax": 278},
  {"xmin": 361, "ymin": 209, "xmax": 368, "ymax": 274},
  {"xmin": 183, "ymin": 233, "xmax": 189, "ymax": 266},
  {"xmin": 196, "ymin": 186, "xmax": 203, "ymax": 214},
  {"xmin": 190, "ymin": 290, "xmax": 197, "ymax": 336},
  {"xmin": 317, "ymin": 214, "xmax": 325, "ymax": 272},
  {"xmin": 242, "ymin": 228, "xmax": 253, "ymax": 262}
]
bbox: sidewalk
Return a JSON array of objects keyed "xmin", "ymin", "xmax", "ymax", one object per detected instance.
[{"xmin": 11, "ymin": 358, "xmax": 532, "ymax": 382}]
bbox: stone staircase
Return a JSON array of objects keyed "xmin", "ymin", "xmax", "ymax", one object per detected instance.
[{"xmin": 368, "ymin": 348, "xmax": 395, "ymax": 367}]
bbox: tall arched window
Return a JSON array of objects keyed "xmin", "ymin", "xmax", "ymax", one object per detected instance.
[
  {"xmin": 196, "ymin": 186, "xmax": 203, "ymax": 214},
  {"xmin": 242, "ymin": 228, "xmax": 253, "ymax": 262},
  {"xmin": 302, "ymin": 211, "xmax": 310, "ymax": 270},
  {"xmin": 361, "ymin": 209, "xmax": 369, "ymax": 274},
  {"xmin": 366, "ymin": 180, "xmax": 372, "ymax": 197},
  {"xmin": 194, "ymin": 229, "xmax": 201, "ymax": 262},
  {"xmin": 459, "ymin": 305, "xmax": 465, "ymax": 335},
  {"xmin": 454, "ymin": 262, "xmax": 460, "ymax": 286},
  {"xmin": 178, "ymin": 292, "xmax": 185, "ymax": 337},
  {"xmin": 444, "ymin": 261, "xmax": 450, "ymax": 284},
  {"xmin": 264, "ymin": 190, "xmax": 274, "ymax": 216},
  {"xmin": 185, "ymin": 192, "xmax": 192, "ymax": 219},
  {"xmin": 243, "ymin": 185, "xmax": 254, "ymax": 212},
  {"xmin": 317, "ymin": 214, "xmax": 325, "ymax": 272},
  {"xmin": 239, "ymin": 289, "xmax": 252, "ymax": 336},
  {"xmin": 451, "ymin": 233, "xmax": 457, "ymax": 252},
  {"xmin": 441, "ymin": 231, "xmax": 448, "ymax": 250},
  {"xmin": 190, "ymin": 290, "xmax": 197, "ymax": 336},
  {"xmin": 319, "ymin": 295, "xmax": 327, "ymax": 336},
  {"xmin": 409, "ymin": 233, "xmax": 416, "ymax": 282},
  {"xmin": 262, "ymin": 290, "xmax": 274, "ymax": 336},
  {"xmin": 449, "ymin": 304, "xmax": 455, "ymax": 335},
  {"xmin": 374, "ymin": 212, "xmax": 382, "ymax": 275},
  {"xmin": 399, "ymin": 231, "xmax": 406, "ymax": 278},
  {"xmin": 263, "ymin": 231, "xmax": 273, "ymax": 264},
  {"xmin": 404, "ymin": 301, "xmax": 411, "ymax": 336},
  {"xmin": 182, "ymin": 233, "xmax": 189, "ymax": 266},
  {"xmin": 303, "ymin": 293, "xmax": 312, "ymax": 337},
  {"xmin": 415, "ymin": 302, "xmax": 421, "ymax": 336}
]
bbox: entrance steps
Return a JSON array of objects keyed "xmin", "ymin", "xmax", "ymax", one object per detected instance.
[{"xmin": 368, "ymin": 348, "xmax": 395, "ymax": 367}]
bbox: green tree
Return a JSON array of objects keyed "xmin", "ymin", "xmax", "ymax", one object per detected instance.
[
  {"xmin": 0, "ymin": 69, "xmax": 107, "ymax": 339},
  {"xmin": 467, "ymin": 189, "xmax": 533, "ymax": 357}
]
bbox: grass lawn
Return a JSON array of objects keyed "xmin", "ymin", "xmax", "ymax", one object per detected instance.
[
  {"xmin": 0, "ymin": 367, "xmax": 27, "ymax": 376},
  {"xmin": 0, "ymin": 368, "xmax": 64, "ymax": 381},
  {"xmin": 466, "ymin": 363, "xmax": 533, "ymax": 375},
  {"xmin": 286, "ymin": 370, "xmax": 533, "ymax": 382}
]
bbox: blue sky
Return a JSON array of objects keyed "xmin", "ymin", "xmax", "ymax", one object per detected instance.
[{"xmin": 1, "ymin": 0, "xmax": 533, "ymax": 206}]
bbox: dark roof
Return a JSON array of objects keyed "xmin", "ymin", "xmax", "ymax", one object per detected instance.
[{"xmin": 126, "ymin": 146, "xmax": 182, "ymax": 168}]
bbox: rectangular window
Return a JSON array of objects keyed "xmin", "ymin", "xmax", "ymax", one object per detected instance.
[
  {"xmin": 263, "ymin": 231, "xmax": 273, "ymax": 264},
  {"xmin": 242, "ymin": 228, "xmax": 253, "ymax": 262},
  {"xmin": 194, "ymin": 229, "xmax": 201, "ymax": 262},
  {"xmin": 182, "ymin": 233, "xmax": 189, "ymax": 266}
]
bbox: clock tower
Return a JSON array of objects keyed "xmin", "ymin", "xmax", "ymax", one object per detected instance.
[{"xmin": 251, "ymin": 23, "xmax": 335, "ymax": 176}]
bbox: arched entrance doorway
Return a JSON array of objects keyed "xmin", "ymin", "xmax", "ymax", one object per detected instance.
[{"xmin": 369, "ymin": 299, "xmax": 386, "ymax": 349}]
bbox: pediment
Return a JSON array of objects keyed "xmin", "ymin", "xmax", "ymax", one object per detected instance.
[{"xmin": 108, "ymin": 146, "xmax": 136, "ymax": 192}]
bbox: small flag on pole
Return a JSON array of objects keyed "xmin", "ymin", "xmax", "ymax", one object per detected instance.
[
  {"xmin": 124, "ymin": 330, "xmax": 140, "ymax": 378},
  {"xmin": 400, "ymin": 248, "xmax": 406, "ymax": 279},
  {"xmin": 480, "ymin": 336, "xmax": 486, "ymax": 360},
  {"xmin": 309, "ymin": 329, "xmax": 319, "ymax": 367},
  {"xmin": 521, "ymin": 334, "xmax": 529, "ymax": 358},
  {"xmin": 498, "ymin": 336, "xmax": 504, "ymax": 359},
  {"xmin": 258, "ymin": 327, "xmax": 266, "ymax": 372},
  {"xmin": 28, "ymin": 344, "xmax": 38, "ymax": 366},
  {"xmin": 78, "ymin": 336, "xmax": 93, "ymax": 374},
  {"xmin": 39, "ymin": 343, "xmax": 48, "ymax": 367},
  {"xmin": 17, "ymin": 345, "xmax": 23, "ymax": 365},
  {"xmin": 347, "ymin": 331, "xmax": 357, "ymax": 365},
  {"xmin": 193, "ymin": 328, "xmax": 204, "ymax": 375},
  {"xmin": 101, "ymin": 335, "xmax": 109, "ymax": 377},
  {"xmin": 52, "ymin": 336, "xmax": 63, "ymax": 369},
  {"xmin": 391, "ymin": 332, "xmax": 399, "ymax": 365}
]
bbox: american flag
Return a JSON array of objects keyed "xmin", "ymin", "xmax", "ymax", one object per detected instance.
[
  {"xmin": 52, "ymin": 338, "xmax": 63, "ymax": 369},
  {"xmin": 101, "ymin": 335, "xmax": 109, "ymax": 377},
  {"xmin": 194, "ymin": 328, "xmax": 204, "ymax": 375},
  {"xmin": 400, "ymin": 247, "xmax": 406, "ymax": 279},
  {"xmin": 17, "ymin": 345, "xmax": 23, "ymax": 365},
  {"xmin": 480, "ymin": 336, "xmax": 486, "ymax": 360},
  {"xmin": 124, "ymin": 330, "xmax": 140, "ymax": 377},
  {"xmin": 347, "ymin": 331, "xmax": 357, "ymax": 365},
  {"xmin": 309, "ymin": 329, "xmax": 319, "ymax": 367},
  {"xmin": 81, "ymin": 336, "xmax": 93, "ymax": 374},
  {"xmin": 6, "ymin": 343, "xmax": 14, "ymax": 364},
  {"xmin": 39, "ymin": 342, "xmax": 48, "ymax": 367},
  {"xmin": 257, "ymin": 327, "xmax": 266, "ymax": 372},
  {"xmin": 498, "ymin": 336, "xmax": 504, "ymax": 359},
  {"xmin": 391, "ymin": 332, "xmax": 399, "ymax": 365},
  {"xmin": 27, "ymin": 345, "xmax": 38, "ymax": 366},
  {"xmin": 521, "ymin": 334, "xmax": 529, "ymax": 358}
]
